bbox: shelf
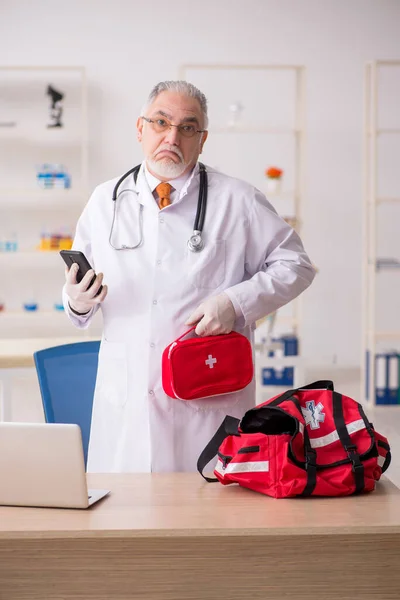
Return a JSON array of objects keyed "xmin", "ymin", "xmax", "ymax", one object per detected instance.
[
  {"xmin": 362, "ymin": 60, "xmax": 400, "ymax": 405},
  {"xmin": 0, "ymin": 66, "xmax": 85, "ymax": 71},
  {"xmin": 0, "ymin": 188, "xmax": 85, "ymax": 197},
  {"xmin": 0, "ymin": 65, "xmax": 88, "ymax": 342},
  {"xmin": 0, "ymin": 310, "xmax": 65, "ymax": 318},
  {"xmin": 367, "ymin": 129, "xmax": 400, "ymax": 135},
  {"xmin": 265, "ymin": 190, "xmax": 298, "ymax": 199},
  {"xmin": 256, "ymin": 315, "xmax": 298, "ymax": 330},
  {"xmin": 181, "ymin": 64, "xmax": 303, "ymax": 71},
  {"xmin": 0, "ymin": 188, "xmax": 86, "ymax": 209},
  {"xmin": 369, "ymin": 331, "xmax": 400, "ymax": 340},
  {"xmin": 211, "ymin": 127, "xmax": 301, "ymax": 134},
  {"xmin": 254, "ymin": 351, "xmax": 303, "ymax": 364},
  {"xmin": 376, "ymin": 197, "xmax": 400, "ymax": 204},
  {"xmin": 0, "ymin": 133, "xmax": 85, "ymax": 145},
  {"xmin": 0, "ymin": 250, "xmax": 65, "ymax": 256},
  {"xmin": 181, "ymin": 63, "xmax": 305, "ymax": 351},
  {"xmin": 0, "ymin": 251, "xmax": 65, "ymax": 265},
  {"xmin": 375, "ymin": 258, "xmax": 400, "ymax": 271},
  {"xmin": 0, "ymin": 335, "xmax": 100, "ymax": 367}
]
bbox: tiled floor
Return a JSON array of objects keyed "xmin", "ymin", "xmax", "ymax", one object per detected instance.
[{"xmin": 4, "ymin": 363, "xmax": 400, "ymax": 486}]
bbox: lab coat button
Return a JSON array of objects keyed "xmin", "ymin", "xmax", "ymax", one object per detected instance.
[
  {"xmin": 150, "ymin": 342, "xmax": 155, "ymax": 348},
  {"xmin": 159, "ymin": 218, "xmax": 164, "ymax": 223},
  {"xmin": 153, "ymin": 300, "xmax": 157, "ymax": 305},
  {"xmin": 156, "ymin": 260, "xmax": 161, "ymax": 265},
  {"xmin": 149, "ymin": 390, "xmax": 154, "ymax": 395}
]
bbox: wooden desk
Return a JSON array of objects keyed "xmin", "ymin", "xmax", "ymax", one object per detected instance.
[{"xmin": 0, "ymin": 473, "xmax": 399, "ymax": 599}]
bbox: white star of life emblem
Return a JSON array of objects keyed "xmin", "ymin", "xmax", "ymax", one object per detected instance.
[{"xmin": 301, "ymin": 400, "xmax": 325, "ymax": 430}]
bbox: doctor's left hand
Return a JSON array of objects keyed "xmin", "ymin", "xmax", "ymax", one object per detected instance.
[{"xmin": 185, "ymin": 292, "xmax": 236, "ymax": 336}]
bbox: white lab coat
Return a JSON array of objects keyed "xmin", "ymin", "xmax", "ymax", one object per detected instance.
[{"xmin": 63, "ymin": 162, "xmax": 315, "ymax": 473}]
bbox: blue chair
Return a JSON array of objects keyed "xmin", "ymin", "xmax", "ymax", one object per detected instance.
[{"xmin": 34, "ymin": 341, "xmax": 100, "ymax": 468}]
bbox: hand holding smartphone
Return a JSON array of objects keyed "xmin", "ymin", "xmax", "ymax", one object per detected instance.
[
  {"xmin": 61, "ymin": 250, "xmax": 107, "ymax": 315},
  {"xmin": 60, "ymin": 250, "xmax": 103, "ymax": 296}
]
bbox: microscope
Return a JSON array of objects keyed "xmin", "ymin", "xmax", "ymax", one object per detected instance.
[{"xmin": 46, "ymin": 85, "xmax": 64, "ymax": 128}]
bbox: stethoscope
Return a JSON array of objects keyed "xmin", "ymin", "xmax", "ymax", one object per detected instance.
[{"xmin": 109, "ymin": 162, "xmax": 208, "ymax": 252}]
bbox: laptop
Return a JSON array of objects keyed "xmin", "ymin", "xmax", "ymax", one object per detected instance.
[{"xmin": 0, "ymin": 422, "xmax": 110, "ymax": 509}]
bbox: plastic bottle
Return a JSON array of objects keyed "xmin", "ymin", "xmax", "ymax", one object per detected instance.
[
  {"xmin": 4, "ymin": 232, "xmax": 18, "ymax": 252},
  {"xmin": 54, "ymin": 164, "xmax": 65, "ymax": 189},
  {"xmin": 11, "ymin": 232, "xmax": 18, "ymax": 251},
  {"xmin": 43, "ymin": 163, "xmax": 53, "ymax": 189}
]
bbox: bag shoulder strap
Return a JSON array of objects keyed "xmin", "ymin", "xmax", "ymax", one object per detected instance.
[
  {"xmin": 197, "ymin": 415, "xmax": 240, "ymax": 482},
  {"xmin": 332, "ymin": 391, "xmax": 365, "ymax": 493}
]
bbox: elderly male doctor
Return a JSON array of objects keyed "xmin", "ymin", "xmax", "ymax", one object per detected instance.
[{"xmin": 63, "ymin": 80, "xmax": 315, "ymax": 473}]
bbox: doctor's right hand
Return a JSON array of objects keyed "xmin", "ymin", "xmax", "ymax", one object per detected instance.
[{"xmin": 65, "ymin": 264, "xmax": 108, "ymax": 315}]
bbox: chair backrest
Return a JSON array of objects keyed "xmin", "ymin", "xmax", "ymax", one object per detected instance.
[{"xmin": 34, "ymin": 341, "xmax": 100, "ymax": 468}]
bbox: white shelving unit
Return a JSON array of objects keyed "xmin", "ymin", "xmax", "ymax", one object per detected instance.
[
  {"xmin": 362, "ymin": 60, "xmax": 400, "ymax": 405},
  {"xmin": 179, "ymin": 63, "xmax": 306, "ymax": 340},
  {"xmin": 0, "ymin": 66, "xmax": 101, "ymax": 342}
]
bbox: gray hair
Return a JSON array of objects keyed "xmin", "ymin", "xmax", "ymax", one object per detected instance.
[{"xmin": 142, "ymin": 80, "xmax": 209, "ymax": 128}]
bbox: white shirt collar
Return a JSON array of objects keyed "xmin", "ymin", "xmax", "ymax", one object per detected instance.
[{"xmin": 143, "ymin": 162, "xmax": 197, "ymax": 200}]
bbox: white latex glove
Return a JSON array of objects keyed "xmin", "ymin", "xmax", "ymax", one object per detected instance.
[
  {"xmin": 185, "ymin": 292, "xmax": 236, "ymax": 336},
  {"xmin": 65, "ymin": 264, "xmax": 108, "ymax": 314}
]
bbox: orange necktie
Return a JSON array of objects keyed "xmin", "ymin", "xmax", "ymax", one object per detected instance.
[{"xmin": 155, "ymin": 182, "xmax": 172, "ymax": 209}]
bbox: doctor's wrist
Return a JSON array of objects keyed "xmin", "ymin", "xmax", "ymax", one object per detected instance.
[{"xmin": 68, "ymin": 301, "xmax": 91, "ymax": 316}]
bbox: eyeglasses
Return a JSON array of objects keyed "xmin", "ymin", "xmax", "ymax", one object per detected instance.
[{"xmin": 141, "ymin": 116, "xmax": 206, "ymax": 138}]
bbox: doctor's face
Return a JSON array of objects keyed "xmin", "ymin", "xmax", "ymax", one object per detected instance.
[{"xmin": 137, "ymin": 91, "xmax": 208, "ymax": 181}]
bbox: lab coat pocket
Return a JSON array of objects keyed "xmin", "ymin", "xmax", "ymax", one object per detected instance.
[
  {"xmin": 95, "ymin": 340, "xmax": 128, "ymax": 409},
  {"xmin": 187, "ymin": 239, "xmax": 226, "ymax": 289}
]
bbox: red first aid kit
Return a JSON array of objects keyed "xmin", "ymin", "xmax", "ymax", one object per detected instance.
[
  {"xmin": 162, "ymin": 327, "xmax": 253, "ymax": 400},
  {"xmin": 197, "ymin": 380, "xmax": 391, "ymax": 497}
]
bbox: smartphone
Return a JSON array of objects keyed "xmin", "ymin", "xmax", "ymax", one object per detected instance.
[{"xmin": 60, "ymin": 250, "xmax": 103, "ymax": 296}]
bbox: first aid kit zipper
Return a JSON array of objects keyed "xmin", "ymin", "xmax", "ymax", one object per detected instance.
[{"xmin": 167, "ymin": 327, "xmax": 197, "ymax": 399}]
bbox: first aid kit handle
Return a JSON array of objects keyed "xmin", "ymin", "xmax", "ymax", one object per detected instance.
[
  {"xmin": 174, "ymin": 326, "xmax": 197, "ymax": 343},
  {"xmin": 173, "ymin": 327, "xmax": 239, "ymax": 344}
]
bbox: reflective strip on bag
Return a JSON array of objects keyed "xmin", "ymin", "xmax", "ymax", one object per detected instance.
[
  {"xmin": 309, "ymin": 419, "xmax": 366, "ymax": 448},
  {"xmin": 215, "ymin": 460, "xmax": 269, "ymax": 477},
  {"xmin": 378, "ymin": 455, "xmax": 386, "ymax": 467}
]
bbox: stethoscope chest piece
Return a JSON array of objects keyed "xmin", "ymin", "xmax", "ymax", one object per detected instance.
[{"xmin": 187, "ymin": 230, "xmax": 204, "ymax": 253}]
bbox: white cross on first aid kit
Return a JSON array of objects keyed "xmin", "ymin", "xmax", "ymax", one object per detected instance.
[{"xmin": 205, "ymin": 355, "xmax": 217, "ymax": 369}]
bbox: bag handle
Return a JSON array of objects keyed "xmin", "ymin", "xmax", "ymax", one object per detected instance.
[
  {"xmin": 197, "ymin": 415, "xmax": 240, "ymax": 482},
  {"xmin": 267, "ymin": 380, "xmax": 334, "ymax": 407},
  {"xmin": 300, "ymin": 380, "xmax": 334, "ymax": 391},
  {"xmin": 174, "ymin": 326, "xmax": 240, "ymax": 344},
  {"xmin": 174, "ymin": 326, "xmax": 197, "ymax": 343}
]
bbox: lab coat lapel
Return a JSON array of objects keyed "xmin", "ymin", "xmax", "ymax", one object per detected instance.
[
  {"xmin": 137, "ymin": 165, "xmax": 160, "ymax": 213},
  {"xmin": 109, "ymin": 172, "xmax": 143, "ymax": 249}
]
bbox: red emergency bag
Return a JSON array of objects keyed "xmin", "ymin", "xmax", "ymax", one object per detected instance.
[
  {"xmin": 198, "ymin": 381, "xmax": 391, "ymax": 498},
  {"xmin": 162, "ymin": 327, "xmax": 253, "ymax": 400}
]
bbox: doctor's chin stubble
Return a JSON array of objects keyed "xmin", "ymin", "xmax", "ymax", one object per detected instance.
[{"xmin": 148, "ymin": 146, "xmax": 188, "ymax": 179}]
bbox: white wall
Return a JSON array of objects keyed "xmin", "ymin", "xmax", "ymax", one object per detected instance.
[{"xmin": 1, "ymin": 0, "xmax": 400, "ymax": 366}]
